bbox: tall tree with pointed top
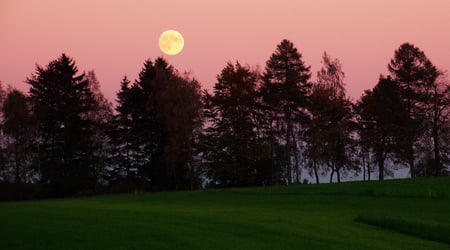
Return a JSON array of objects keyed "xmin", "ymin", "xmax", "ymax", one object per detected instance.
[
  {"xmin": 388, "ymin": 43, "xmax": 439, "ymax": 177},
  {"xmin": 202, "ymin": 62, "xmax": 266, "ymax": 187},
  {"xmin": 27, "ymin": 54, "xmax": 97, "ymax": 196},
  {"xmin": 260, "ymin": 39, "xmax": 311, "ymax": 184},
  {"xmin": 108, "ymin": 76, "xmax": 135, "ymax": 186},
  {"xmin": 116, "ymin": 58, "xmax": 203, "ymax": 190}
]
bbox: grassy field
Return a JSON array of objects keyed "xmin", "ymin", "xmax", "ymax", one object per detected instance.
[{"xmin": 1, "ymin": 178, "xmax": 449, "ymax": 249}]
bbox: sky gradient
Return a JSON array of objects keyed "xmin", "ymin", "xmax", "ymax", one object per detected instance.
[{"xmin": 1, "ymin": 0, "xmax": 450, "ymax": 103}]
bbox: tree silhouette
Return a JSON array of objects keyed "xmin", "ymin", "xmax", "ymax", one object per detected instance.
[
  {"xmin": 84, "ymin": 71, "xmax": 113, "ymax": 188},
  {"xmin": 108, "ymin": 76, "xmax": 135, "ymax": 188},
  {"xmin": 418, "ymin": 72, "xmax": 450, "ymax": 176},
  {"xmin": 202, "ymin": 62, "xmax": 267, "ymax": 187},
  {"xmin": 388, "ymin": 43, "xmax": 439, "ymax": 177},
  {"xmin": 27, "ymin": 54, "xmax": 97, "ymax": 196},
  {"xmin": 114, "ymin": 58, "xmax": 203, "ymax": 190},
  {"xmin": 260, "ymin": 39, "xmax": 311, "ymax": 184},
  {"xmin": 2, "ymin": 89, "xmax": 36, "ymax": 183},
  {"xmin": 356, "ymin": 76, "xmax": 409, "ymax": 180},
  {"xmin": 307, "ymin": 53, "xmax": 356, "ymax": 183}
]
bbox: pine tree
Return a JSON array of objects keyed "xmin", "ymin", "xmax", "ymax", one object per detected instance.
[
  {"xmin": 108, "ymin": 76, "xmax": 135, "ymax": 188},
  {"xmin": 202, "ymin": 62, "xmax": 265, "ymax": 187},
  {"xmin": 114, "ymin": 58, "xmax": 203, "ymax": 190},
  {"xmin": 27, "ymin": 54, "xmax": 97, "ymax": 196},
  {"xmin": 388, "ymin": 43, "xmax": 439, "ymax": 177},
  {"xmin": 260, "ymin": 39, "xmax": 311, "ymax": 184}
]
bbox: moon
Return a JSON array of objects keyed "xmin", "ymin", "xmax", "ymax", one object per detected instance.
[{"xmin": 159, "ymin": 30, "xmax": 184, "ymax": 55}]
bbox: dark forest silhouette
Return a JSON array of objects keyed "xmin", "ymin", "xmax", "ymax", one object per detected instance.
[{"xmin": 0, "ymin": 40, "xmax": 449, "ymax": 199}]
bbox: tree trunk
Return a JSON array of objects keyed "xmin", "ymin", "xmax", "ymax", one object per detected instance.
[
  {"xmin": 378, "ymin": 158, "xmax": 384, "ymax": 181},
  {"xmin": 313, "ymin": 159, "xmax": 319, "ymax": 184},
  {"xmin": 336, "ymin": 169, "xmax": 341, "ymax": 183},
  {"xmin": 329, "ymin": 168, "xmax": 334, "ymax": 183},
  {"xmin": 14, "ymin": 137, "xmax": 21, "ymax": 184},
  {"xmin": 409, "ymin": 154, "xmax": 415, "ymax": 178},
  {"xmin": 286, "ymin": 121, "xmax": 292, "ymax": 185},
  {"xmin": 292, "ymin": 133, "xmax": 300, "ymax": 184},
  {"xmin": 362, "ymin": 149, "xmax": 366, "ymax": 181},
  {"xmin": 432, "ymin": 113, "xmax": 441, "ymax": 176}
]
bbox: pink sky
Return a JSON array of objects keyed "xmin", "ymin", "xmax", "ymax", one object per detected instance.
[{"xmin": 1, "ymin": 0, "xmax": 450, "ymax": 103}]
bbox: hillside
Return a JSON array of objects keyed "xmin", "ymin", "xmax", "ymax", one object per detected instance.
[{"xmin": 1, "ymin": 178, "xmax": 449, "ymax": 249}]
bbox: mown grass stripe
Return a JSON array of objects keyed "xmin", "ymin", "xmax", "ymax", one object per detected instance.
[{"xmin": 355, "ymin": 215, "xmax": 450, "ymax": 245}]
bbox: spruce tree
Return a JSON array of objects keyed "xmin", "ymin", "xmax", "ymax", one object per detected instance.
[
  {"xmin": 202, "ymin": 62, "xmax": 265, "ymax": 187},
  {"xmin": 108, "ymin": 76, "xmax": 135, "ymax": 187},
  {"xmin": 115, "ymin": 58, "xmax": 203, "ymax": 190},
  {"xmin": 388, "ymin": 43, "xmax": 439, "ymax": 177},
  {"xmin": 260, "ymin": 39, "xmax": 311, "ymax": 184},
  {"xmin": 27, "ymin": 54, "xmax": 96, "ymax": 196}
]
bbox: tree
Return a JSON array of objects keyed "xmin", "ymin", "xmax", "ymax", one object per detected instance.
[
  {"xmin": 317, "ymin": 51, "xmax": 345, "ymax": 99},
  {"xmin": 308, "ymin": 85, "xmax": 355, "ymax": 183},
  {"xmin": 2, "ymin": 89, "xmax": 36, "ymax": 183},
  {"xmin": 305, "ymin": 84, "xmax": 330, "ymax": 184},
  {"xmin": 153, "ymin": 69, "xmax": 203, "ymax": 189},
  {"xmin": 202, "ymin": 62, "xmax": 268, "ymax": 187},
  {"xmin": 0, "ymin": 81, "xmax": 7, "ymax": 182},
  {"xmin": 418, "ymin": 72, "xmax": 450, "ymax": 176},
  {"xmin": 306, "ymin": 52, "xmax": 355, "ymax": 183},
  {"xmin": 388, "ymin": 43, "xmax": 439, "ymax": 177},
  {"xmin": 126, "ymin": 59, "xmax": 161, "ymax": 189},
  {"xmin": 260, "ymin": 39, "xmax": 311, "ymax": 184},
  {"xmin": 115, "ymin": 58, "xmax": 203, "ymax": 190},
  {"xmin": 355, "ymin": 76, "xmax": 409, "ymax": 180},
  {"xmin": 27, "ymin": 54, "xmax": 97, "ymax": 196},
  {"xmin": 84, "ymin": 71, "xmax": 113, "ymax": 187},
  {"xmin": 108, "ymin": 76, "xmax": 135, "ymax": 187}
]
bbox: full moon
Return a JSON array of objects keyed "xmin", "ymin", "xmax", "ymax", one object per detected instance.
[{"xmin": 159, "ymin": 30, "xmax": 184, "ymax": 55}]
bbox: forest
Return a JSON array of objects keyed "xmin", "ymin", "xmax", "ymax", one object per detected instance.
[{"xmin": 1, "ymin": 40, "xmax": 449, "ymax": 199}]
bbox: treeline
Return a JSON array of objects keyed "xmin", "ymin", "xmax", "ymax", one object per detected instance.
[{"xmin": 0, "ymin": 40, "xmax": 449, "ymax": 198}]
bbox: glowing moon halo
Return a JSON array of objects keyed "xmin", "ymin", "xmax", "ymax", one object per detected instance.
[{"xmin": 159, "ymin": 30, "xmax": 184, "ymax": 55}]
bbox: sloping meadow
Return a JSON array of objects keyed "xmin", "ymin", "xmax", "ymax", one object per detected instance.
[{"xmin": 1, "ymin": 177, "xmax": 449, "ymax": 249}]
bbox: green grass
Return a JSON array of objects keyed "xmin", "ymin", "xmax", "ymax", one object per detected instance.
[
  {"xmin": 1, "ymin": 177, "xmax": 450, "ymax": 249},
  {"xmin": 354, "ymin": 215, "xmax": 450, "ymax": 244}
]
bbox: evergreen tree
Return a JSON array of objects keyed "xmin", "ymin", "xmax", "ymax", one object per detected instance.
[
  {"xmin": 202, "ymin": 62, "xmax": 267, "ymax": 187},
  {"xmin": 127, "ymin": 59, "xmax": 160, "ymax": 188},
  {"xmin": 115, "ymin": 58, "xmax": 203, "ymax": 190},
  {"xmin": 108, "ymin": 76, "xmax": 135, "ymax": 187},
  {"xmin": 388, "ymin": 43, "xmax": 439, "ymax": 177},
  {"xmin": 260, "ymin": 39, "xmax": 311, "ymax": 184},
  {"xmin": 27, "ymin": 54, "xmax": 97, "ymax": 196}
]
